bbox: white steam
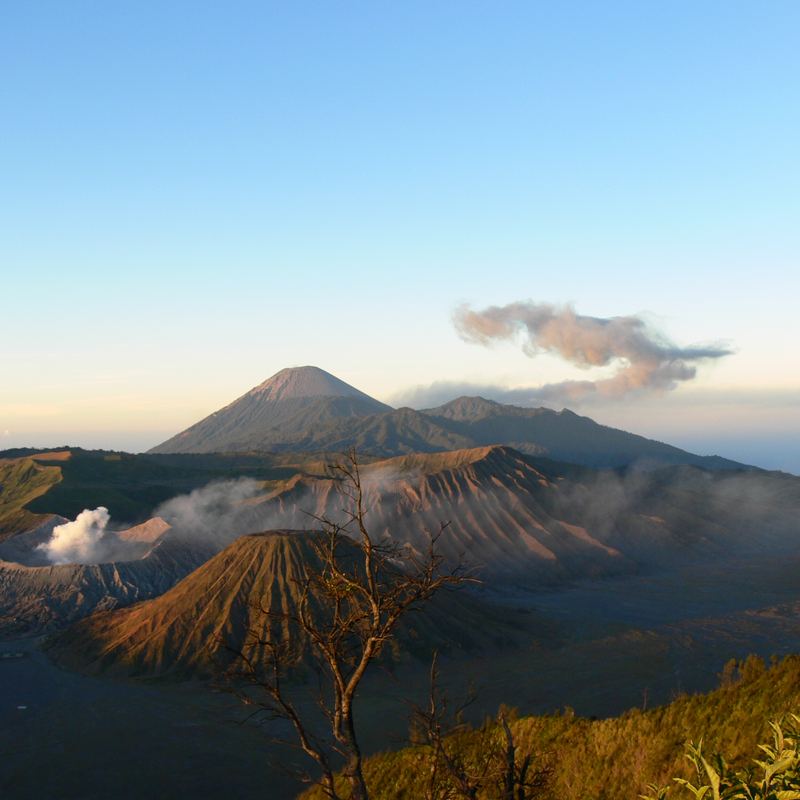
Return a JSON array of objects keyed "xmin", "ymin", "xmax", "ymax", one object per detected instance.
[
  {"xmin": 37, "ymin": 507, "xmax": 112, "ymax": 565},
  {"xmin": 33, "ymin": 480, "xmax": 267, "ymax": 566},
  {"xmin": 154, "ymin": 478, "xmax": 263, "ymax": 544}
]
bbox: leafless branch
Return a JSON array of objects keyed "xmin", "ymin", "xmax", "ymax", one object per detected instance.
[{"xmin": 220, "ymin": 448, "xmax": 475, "ymax": 800}]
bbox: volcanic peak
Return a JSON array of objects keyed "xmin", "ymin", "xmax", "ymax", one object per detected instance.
[{"xmin": 248, "ymin": 366, "xmax": 385, "ymax": 404}]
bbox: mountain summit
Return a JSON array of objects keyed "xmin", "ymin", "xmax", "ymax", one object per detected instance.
[
  {"xmin": 248, "ymin": 366, "xmax": 380, "ymax": 403},
  {"xmin": 148, "ymin": 366, "xmax": 391, "ymax": 454}
]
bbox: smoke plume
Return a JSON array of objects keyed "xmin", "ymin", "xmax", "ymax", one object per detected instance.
[
  {"xmin": 448, "ymin": 301, "xmax": 731, "ymax": 405},
  {"xmin": 37, "ymin": 507, "xmax": 113, "ymax": 564},
  {"xmin": 154, "ymin": 478, "xmax": 264, "ymax": 546},
  {"xmin": 33, "ymin": 479, "xmax": 266, "ymax": 565}
]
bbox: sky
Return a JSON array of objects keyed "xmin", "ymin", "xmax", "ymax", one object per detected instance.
[{"xmin": 1, "ymin": 1, "xmax": 798, "ymax": 472}]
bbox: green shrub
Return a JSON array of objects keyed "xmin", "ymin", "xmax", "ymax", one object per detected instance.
[{"xmin": 642, "ymin": 713, "xmax": 800, "ymax": 800}]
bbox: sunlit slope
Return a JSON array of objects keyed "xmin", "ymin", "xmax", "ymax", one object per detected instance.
[
  {"xmin": 302, "ymin": 654, "xmax": 800, "ymax": 800},
  {"xmin": 47, "ymin": 530, "xmax": 533, "ymax": 678},
  {"xmin": 241, "ymin": 446, "xmax": 798, "ymax": 581},
  {"xmin": 239, "ymin": 446, "xmax": 630, "ymax": 580},
  {"xmin": 422, "ymin": 396, "xmax": 746, "ymax": 469},
  {"xmin": 149, "ymin": 366, "xmax": 392, "ymax": 454},
  {"xmin": 0, "ymin": 455, "xmax": 63, "ymax": 539},
  {"xmin": 0, "ymin": 530, "xmax": 207, "ymax": 636}
]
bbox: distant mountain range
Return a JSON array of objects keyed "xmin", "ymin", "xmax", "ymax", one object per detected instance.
[
  {"xmin": 149, "ymin": 366, "xmax": 747, "ymax": 470},
  {"xmin": 5, "ymin": 444, "xmax": 797, "ymax": 639}
]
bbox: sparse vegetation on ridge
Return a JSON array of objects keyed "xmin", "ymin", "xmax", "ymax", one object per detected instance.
[
  {"xmin": 0, "ymin": 455, "xmax": 62, "ymax": 538},
  {"xmin": 642, "ymin": 712, "xmax": 800, "ymax": 799},
  {"xmin": 0, "ymin": 447, "xmax": 305, "ymax": 527},
  {"xmin": 301, "ymin": 655, "xmax": 800, "ymax": 799}
]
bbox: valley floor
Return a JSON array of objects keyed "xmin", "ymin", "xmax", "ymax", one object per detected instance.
[{"xmin": 4, "ymin": 553, "xmax": 800, "ymax": 799}]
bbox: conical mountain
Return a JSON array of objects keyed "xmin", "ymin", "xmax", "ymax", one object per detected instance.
[
  {"xmin": 150, "ymin": 368, "xmax": 748, "ymax": 468},
  {"xmin": 48, "ymin": 530, "xmax": 530, "ymax": 679},
  {"xmin": 149, "ymin": 367, "xmax": 392, "ymax": 454}
]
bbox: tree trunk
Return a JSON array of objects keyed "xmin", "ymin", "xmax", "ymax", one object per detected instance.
[{"xmin": 341, "ymin": 712, "xmax": 368, "ymax": 800}]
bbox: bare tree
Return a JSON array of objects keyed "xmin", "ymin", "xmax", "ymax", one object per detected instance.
[
  {"xmin": 409, "ymin": 653, "xmax": 551, "ymax": 800},
  {"xmin": 224, "ymin": 449, "xmax": 475, "ymax": 800}
]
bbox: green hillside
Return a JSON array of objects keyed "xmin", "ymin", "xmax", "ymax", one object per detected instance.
[
  {"xmin": 302, "ymin": 654, "xmax": 800, "ymax": 799},
  {"xmin": 0, "ymin": 455, "xmax": 63, "ymax": 539},
  {"xmin": 0, "ymin": 448, "xmax": 307, "ymax": 532}
]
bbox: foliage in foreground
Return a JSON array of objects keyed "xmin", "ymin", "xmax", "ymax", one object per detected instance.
[
  {"xmin": 301, "ymin": 655, "xmax": 800, "ymax": 799},
  {"xmin": 642, "ymin": 713, "xmax": 800, "ymax": 799}
]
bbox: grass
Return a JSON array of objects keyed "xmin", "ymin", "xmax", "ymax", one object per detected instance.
[
  {"xmin": 301, "ymin": 655, "xmax": 800, "ymax": 799},
  {"xmin": 0, "ymin": 456, "xmax": 63, "ymax": 539}
]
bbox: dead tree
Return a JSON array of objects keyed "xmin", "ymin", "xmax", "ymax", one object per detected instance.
[
  {"xmin": 224, "ymin": 449, "xmax": 475, "ymax": 800},
  {"xmin": 409, "ymin": 654, "xmax": 551, "ymax": 800}
]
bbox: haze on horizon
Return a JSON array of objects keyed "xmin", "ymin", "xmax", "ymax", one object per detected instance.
[{"xmin": 1, "ymin": 2, "xmax": 798, "ymax": 472}]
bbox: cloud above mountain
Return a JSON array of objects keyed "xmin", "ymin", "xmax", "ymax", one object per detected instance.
[{"xmin": 396, "ymin": 302, "xmax": 732, "ymax": 409}]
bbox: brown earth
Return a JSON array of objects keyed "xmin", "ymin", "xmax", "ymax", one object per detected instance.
[{"xmin": 47, "ymin": 529, "xmax": 539, "ymax": 679}]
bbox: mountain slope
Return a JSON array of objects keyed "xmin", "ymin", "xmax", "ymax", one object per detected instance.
[
  {"xmin": 259, "ymin": 406, "xmax": 475, "ymax": 456},
  {"xmin": 0, "ymin": 455, "xmax": 63, "ymax": 539},
  {"xmin": 0, "ymin": 527, "xmax": 208, "ymax": 636},
  {"xmin": 149, "ymin": 368, "xmax": 748, "ymax": 469},
  {"xmin": 0, "ymin": 447, "xmax": 320, "ymax": 539},
  {"xmin": 47, "ymin": 530, "xmax": 531, "ymax": 678},
  {"xmin": 149, "ymin": 366, "xmax": 391, "ymax": 454},
  {"xmin": 233, "ymin": 446, "xmax": 799, "ymax": 582},
  {"xmin": 301, "ymin": 654, "xmax": 800, "ymax": 800},
  {"xmin": 422, "ymin": 396, "xmax": 747, "ymax": 469},
  {"xmin": 242, "ymin": 447, "xmax": 629, "ymax": 580}
]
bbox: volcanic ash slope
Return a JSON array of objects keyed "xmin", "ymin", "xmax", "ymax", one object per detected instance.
[
  {"xmin": 0, "ymin": 522, "xmax": 209, "ymax": 636},
  {"xmin": 47, "ymin": 530, "xmax": 536, "ymax": 679},
  {"xmin": 239, "ymin": 445, "xmax": 799, "ymax": 582}
]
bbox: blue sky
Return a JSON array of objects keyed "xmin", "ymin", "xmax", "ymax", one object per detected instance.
[{"xmin": 1, "ymin": 2, "xmax": 798, "ymax": 470}]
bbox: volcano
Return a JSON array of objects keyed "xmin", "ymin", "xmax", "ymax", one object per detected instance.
[
  {"xmin": 0, "ymin": 523, "xmax": 207, "ymax": 636},
  {"xmin": 47, "ymin": 530, "xmax": 531, "ymax": 679},
  {"xmin": 149, "ymin": 366, "xmax": 391, "ymax": 454},
  {"xmin": 149, "ymin": 367, "xmax": 746, "ymax": 471}
]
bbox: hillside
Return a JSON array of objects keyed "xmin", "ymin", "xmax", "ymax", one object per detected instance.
[
  {"xmin": 302, "ymin": 654, "xmax": 800, "ymax": 799},
  {"xmin": 234, "ymin": 446, "xmax": 799, "ymax": 582},
  {"xmin": 259, "ymin": 406, "xmax": 475, "ymax": 455},
  {"xmin": 422, "ymin": 396, "xmax": 747, "ymax": 469},
  {"xmin": 0, "ymin": 447, "xmax": 307, "ymax": 538},
  {"xmin": 0, "ymin": 528, "xmax": 208, "ymax": 636},
  {"xmin": 149, "ymin": 366, "xmax": 391, "ymax": 454},
  {"xmin": 0, "ymin": 454, "xmax": 64, "ymax": 539},
  {"xmin": 47, "ymin": 530, "xmax": 532, "ymax": 678},
  {"xmin": 3, "ymin": 443, "xmax": 796, "ymax": 622}
]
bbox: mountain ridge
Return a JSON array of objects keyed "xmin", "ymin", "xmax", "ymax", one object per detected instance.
[
  {"xmin": 149, "ymin": 368, "xmax": 748, "ymax": 471},
  {"xmin": 231, "ymin": 444, "xmax": 794, "ymax": 582}
]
